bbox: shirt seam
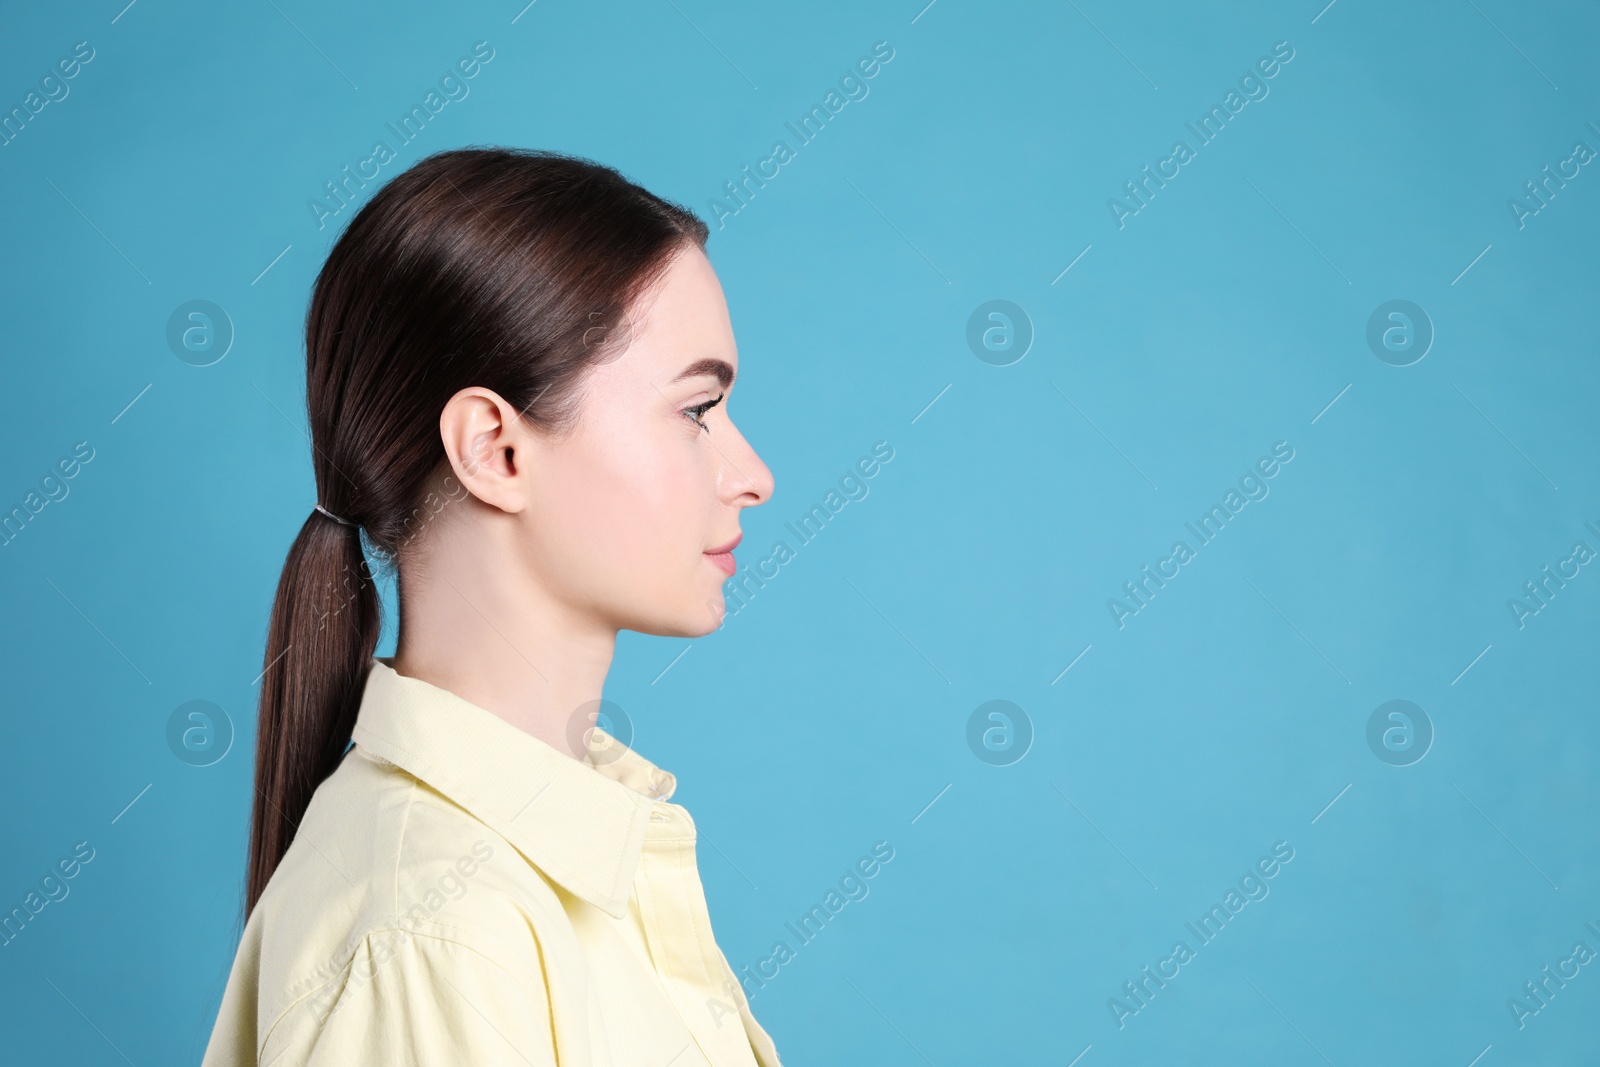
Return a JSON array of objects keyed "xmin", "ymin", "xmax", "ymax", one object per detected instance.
[
  {"xmin": 392, "ymin": 769, "xmax": 417, "ymax": 920},
  {"xmin": 255, "ymin": 926, "xmax": 545, "ymax": 1062},
  {"xmin": 257, "ymin": 764, "xmax": 465, "ymax": 1025}
]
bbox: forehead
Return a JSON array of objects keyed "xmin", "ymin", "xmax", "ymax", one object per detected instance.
[{"xmin": 622, "ymin": 246, "xmax": 738, "ymax": 379}]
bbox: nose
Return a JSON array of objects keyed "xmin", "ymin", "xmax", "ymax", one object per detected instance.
[{"xmin": 720, "ymin": 418, "xmax": 774, "ymax": 508}]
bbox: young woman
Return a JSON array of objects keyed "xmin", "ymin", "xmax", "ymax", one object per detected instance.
[{"xmin": 201, "ymin": 148, "xmax": 780, "ymax": 1066}]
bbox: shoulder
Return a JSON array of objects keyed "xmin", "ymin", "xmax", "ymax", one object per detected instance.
[
  {"xmin": 246, "ymin": 746, "xmax": 572, "ymax": 1050},
  {"xmin": 260, "ymin": 928, "xmax": 558, "ymax": 1066}
]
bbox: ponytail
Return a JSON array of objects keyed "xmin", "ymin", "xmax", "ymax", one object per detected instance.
[{"xmin": 245, "ymin": 509, "xmax": 380, "ymax": 919}]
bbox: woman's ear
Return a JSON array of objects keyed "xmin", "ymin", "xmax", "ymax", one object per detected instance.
[{"xmin": 439, "ymin": 387, "xmax": 532, "ymax": 515}]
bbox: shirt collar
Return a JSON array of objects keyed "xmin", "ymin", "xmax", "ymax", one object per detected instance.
[{"xmin": 348, "ymin": 658, "xmax": 678, "ymax": 919}]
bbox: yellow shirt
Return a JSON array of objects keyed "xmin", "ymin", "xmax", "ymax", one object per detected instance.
[{"xmin": 202, "ymin": 658, "xmax": 783, "ymax": 1067}]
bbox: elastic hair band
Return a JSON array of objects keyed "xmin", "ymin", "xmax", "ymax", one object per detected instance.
[{"xmin": 313, "ymin": 502, "xmax": 359, "ymax": 528}]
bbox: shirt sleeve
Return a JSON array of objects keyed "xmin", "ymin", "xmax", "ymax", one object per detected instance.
[{"xmin": 261, "ymin": 928, "xmax": 557, "ymax": 1067}]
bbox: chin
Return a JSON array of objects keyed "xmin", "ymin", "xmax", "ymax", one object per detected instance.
[
  {"xmin": 679, "ymin": 594, "xmax": 728, "ymax": 637},
  {"xmin": 626, "ymin": 594, "xmax": 728, "ymax": 639}
]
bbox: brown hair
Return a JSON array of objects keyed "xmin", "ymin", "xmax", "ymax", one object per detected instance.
[{"xmin": 245, "ymin": 147, "xmax": 707, "ymax": 919}]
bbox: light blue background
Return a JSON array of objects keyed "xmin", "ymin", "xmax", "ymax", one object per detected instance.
[{"xmin": 2, "ymin": 0, "xmax": 1597, "ymax": 1063}]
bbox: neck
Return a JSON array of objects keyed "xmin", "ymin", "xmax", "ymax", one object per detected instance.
[{"xmin": 389, "ymin": 534, "xmax": 616, "ymax": 763}]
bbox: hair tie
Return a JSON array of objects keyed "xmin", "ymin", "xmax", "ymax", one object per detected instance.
[{"xmin": 313, "ymin": 502, "xmax": 359, "ymax": 528}]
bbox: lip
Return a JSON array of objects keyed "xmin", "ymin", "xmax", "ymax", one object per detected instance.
[
  {"xmin": 705, "ymin": 532, "xmax": 742, "ymax": 555},
  {"xmin": 704, "ymin": 532, "xmax": 741, "ymax": 577}
]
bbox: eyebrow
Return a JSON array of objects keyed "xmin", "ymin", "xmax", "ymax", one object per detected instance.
[{"xmin": 670, "ymin": 357, "xmax": 735, "ymax": 390}]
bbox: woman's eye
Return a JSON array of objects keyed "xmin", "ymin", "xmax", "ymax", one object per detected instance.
[{"xmin": 684, "ymin": 392, "xmax": 725, "ymax": 432}]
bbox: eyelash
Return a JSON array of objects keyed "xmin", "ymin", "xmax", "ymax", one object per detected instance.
[{"xmin": 684, "ymin": 392, "xmax": 725, "ymax": 433}]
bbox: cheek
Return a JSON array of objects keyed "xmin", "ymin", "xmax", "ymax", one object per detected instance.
[{"xmin": 553, "ymin": 417, "xmax": 706, "ymax": 567}]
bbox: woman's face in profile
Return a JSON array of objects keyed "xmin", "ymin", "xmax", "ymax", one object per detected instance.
[{"xmin": 517, "ymin": 244, "xmax": 774, "ymax": 637}]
